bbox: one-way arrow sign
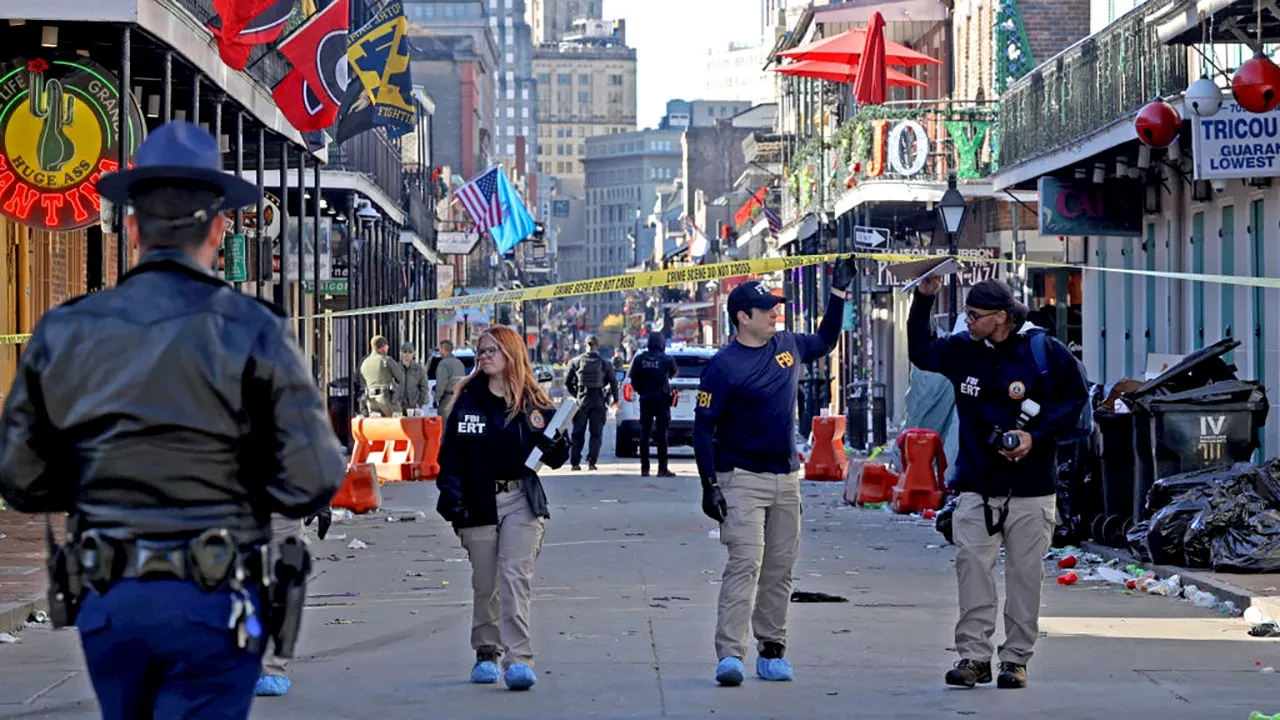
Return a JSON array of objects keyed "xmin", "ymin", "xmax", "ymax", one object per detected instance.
[{"xmin": 853, "ymin": 226, "xmax": 890, "ymax": 248}]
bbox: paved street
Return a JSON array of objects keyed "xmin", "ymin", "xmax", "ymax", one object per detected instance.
[{"xmin": 2, "ymin": 449, "xmax": 1280, "ymax": 719}]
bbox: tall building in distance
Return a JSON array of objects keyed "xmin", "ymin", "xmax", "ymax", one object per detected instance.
[
  {"xmin": 489, "ymin": 0, "xmax": 538, "ymax": 172},
  {"xmin": 702, "ymin": 43, "xmax": 778, "ymax": 106},
  {"xmin": 533, "ymin": 19, "xmax": 636, "ymax": 196},
  {"xmin": 528, "ymin": 0, "xmax": 604, "ymax": 44}
]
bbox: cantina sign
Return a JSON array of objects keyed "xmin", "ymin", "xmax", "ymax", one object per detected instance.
[{"xmin": 0, "ymin": 57, "xmax": 145, "ymax": 232}]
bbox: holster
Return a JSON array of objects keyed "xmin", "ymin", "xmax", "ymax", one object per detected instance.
[
  {"xmin": 267, "ymin": 535, "xmax": 311, "ymax": 659},
  {"xmin": 45, "ymin": 516, "xmax": 82, "ymax": 629}
]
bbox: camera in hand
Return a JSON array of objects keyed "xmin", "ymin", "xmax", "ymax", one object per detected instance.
[{"xmin": 987, "ymin": 428, "xmax": 1022, "ymax": 451}]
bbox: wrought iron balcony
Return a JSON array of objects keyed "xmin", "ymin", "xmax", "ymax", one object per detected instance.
[
  {"xmin": 330, "ymin": 130, "xmax": 405, "ymax": 207},
  {"xmin": 998, "ymin": 0, "xmax": 1188, "ymax": 171},
  {"xmin": 784, "ymin": 101, "xmax": 999, "ymax": 218},
  {"xmin": 172, "ymin": 0, "xmax": 291, "ymax": 90}
]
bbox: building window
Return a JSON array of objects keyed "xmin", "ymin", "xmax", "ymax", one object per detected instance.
[
  {"xmin": 556, "ymin": 127, "xmax": 564, "ymax": 137},
  {"xmin": 579, "ymin": 74, "xmax": 590, "ymax": 85},
  {"xmin": 538, "ymin": 73, "xmax": 551, "ymax": 84},
  {"xmin": 557, "ymin": 74, "xmax": 571, "ymax": 85},
  {"xmin": 522, "ymin": 107, "xmax": 529, "ymax": 118},
  {"xmin": 565, "ymin": 127, "xmax": 573, "ymax": 137},
  {"xmin": 609, "ymin": 74, "xmax": 623, "ymax": 86},
  {"xmin": 579, "ymin": 91, "xmax": 589, "ymax": 103},
  {"xmin": 578, "ymin": 144, "xmax": 584, "ymax": 155},
  {"xmin": 506, "ymin": 142, "xmax": 515, "ymax": 155},
  {"xmin": 522, "ymin": 87, "xmax": 529, "ymax": 99}
]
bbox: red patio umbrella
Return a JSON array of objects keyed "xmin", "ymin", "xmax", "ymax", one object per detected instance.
[
  {"xmin": 779, "ymin": 27, "xmax": 942, "ymax": 68},
  {"xmin": 773, "ymin": 60, "xmax": 926, "ymax": 89},
  {"xmin": 853, "ymin": 11, "xmax": 888, "ymax": 105}
]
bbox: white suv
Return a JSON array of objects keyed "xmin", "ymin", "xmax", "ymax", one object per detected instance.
[{"xmin": 615, "ymin": 344, "xmax": 717, "ymax": 458}]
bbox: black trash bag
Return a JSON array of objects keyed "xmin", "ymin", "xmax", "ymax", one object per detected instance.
[
  {"xmin": 1182, "ymin": 511, "xmax": 1213, "ymax": 569},
  {"xmin": 1145, "ymin": 464, "xmax": 1251, "ymax": 516},
  {"xmin": 1147, "ymin": 487, "xmax": 1212, "ymax": 565},
  {"xmin": 1210, "ymin": 508, "xmax": 1280, "ymax": 573},
  {"xmin": 936, "ymin": 494, "xmax": 959, "ymax": 545},
  {"xmin": 1257, "ymin": 458, "xmax": 1280, "ymax": 505},
  {"xmin": 1126, "ymin": 519, "xmax": 1152, "ymax": 562}
]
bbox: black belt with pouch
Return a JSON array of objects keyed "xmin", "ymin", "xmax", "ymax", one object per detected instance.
[{"xmin": 495, "ymin": 479, "xmax": 522, "ymax": 494}]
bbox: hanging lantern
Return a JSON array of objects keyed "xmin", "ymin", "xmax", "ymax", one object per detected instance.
[
  {"xmin": 1186, "ymin": 75, "xmax": 1224, "ymax": 117},
  {"xmin": 1134, "ymin": 98, "xmax": 1182, "ymax": 149},
  {"xmin": 1232, "ymin": 53, "xmax": 1280, "ymax": 113}
]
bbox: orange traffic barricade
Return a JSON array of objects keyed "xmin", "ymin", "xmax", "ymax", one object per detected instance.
[
  {"xmin": 891, "ymin": 428, "xmax": 949, "ymax": 514},
  {"xmin": 855, "ymin": 463, "xmax": 900, "ymax": 505},
  {"xmin": 803, "ymin": 415, "xmax": 848, "ymax": 482},
  {"xmin": 349, "ymin": 416, "xmax": 443, "ymax": 482},
  {"xmin": 331, "ymin": 463, "xmax": 382, "ymax": 514}
]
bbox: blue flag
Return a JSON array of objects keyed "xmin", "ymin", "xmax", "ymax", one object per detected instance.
[{"xmin": 491, "ymin": 168, "xmax": 536, "ymax": 254}]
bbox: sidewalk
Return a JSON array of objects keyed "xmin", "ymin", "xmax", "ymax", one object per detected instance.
[
  {"xmin": 1083, "ymin": 540, "xmax": 1280, "ymax": 619},
  {"xmin": 0, "ymin": 509, "xmax": 50, "ymax": 634}
]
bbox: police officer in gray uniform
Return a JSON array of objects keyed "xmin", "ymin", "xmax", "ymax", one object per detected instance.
[
  {"xmin": 398, "ymin": 342, "xmax": 430, "ymax": 412},
  {"xmin": 361, "ymin": 335, "xmax": 404, "ymax": 416},
  {"xmin": 565, "ymin": 335, "xmax": 618, "ymax": 471}
]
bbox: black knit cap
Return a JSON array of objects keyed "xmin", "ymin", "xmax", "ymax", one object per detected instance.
[{"xmin": 966, "ymin": 279, "xmax": 1029, "ymax": 320}]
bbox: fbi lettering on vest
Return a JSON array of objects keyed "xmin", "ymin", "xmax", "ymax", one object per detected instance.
[{"xmin": 458, "ymin": 414, "xmax": 487, "ymax": 435}]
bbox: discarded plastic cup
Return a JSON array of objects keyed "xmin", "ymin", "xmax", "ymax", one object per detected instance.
[
  {"xmin": 1057, "ymin": 572, "xmax": 1079, "ymax": 586},
  {"xmin": 1057, "ymin": 555, "xmax": 1078, "ymax": 569},
  {"xmin": 922, "ymin": 509, "xmax": 937, "ymax": 520}
]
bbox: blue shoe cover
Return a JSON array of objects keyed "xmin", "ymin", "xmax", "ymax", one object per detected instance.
[
  {"xmin": 255, "ymin": 675, "xmax": 291, "ymax": 696},
  {"xmin": 756, "ymin": 656, "xmax": 793, "ymax": 681},
  {"xmin": 471, "ymin": 660, "xmax": 500, "ymax": 684},
  {"xmin": 504, "ymin": 663, "xmax": 537, "ymax": 690},
  {"xmin": 715, "ymin": 657, "xmax": 745, "ymax": 686}
]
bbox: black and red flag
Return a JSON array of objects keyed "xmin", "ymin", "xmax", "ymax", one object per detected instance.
[
  {"xmin": 271, "ymin": 0, "xmax": 350, "ymax": 133},
  {"xmin": 207, "ymin": 0, "xmax": 292, "ymax": 70}
]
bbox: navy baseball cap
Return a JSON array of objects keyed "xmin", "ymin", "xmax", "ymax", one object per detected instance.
[{"xmin": 728, "ymin": 281, "xmax": 784, "ymax": 322}]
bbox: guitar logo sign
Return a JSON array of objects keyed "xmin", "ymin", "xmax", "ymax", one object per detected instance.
[{"xmin": 0, "ymin": 57, "xmax": 144, "ymax": 232}]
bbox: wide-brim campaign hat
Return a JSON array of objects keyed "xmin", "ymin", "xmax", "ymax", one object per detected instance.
[{"xmin": 96, "ymin": 121, "xmax": 260, "ymax": 211}]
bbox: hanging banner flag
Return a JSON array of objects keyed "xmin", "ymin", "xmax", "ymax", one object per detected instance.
[
  {"xmin": 346, "ymin": 0, "xmax": 416, "ymax": 138},
  {"xmin": 207, "ymin": 0, "xmax": 293, "ymax": 71},
  {"xmin": 272, "ymin": 0, "xmax": 350, "ymax": 132}
]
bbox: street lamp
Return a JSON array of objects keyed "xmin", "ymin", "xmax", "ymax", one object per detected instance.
[{"xmin": 935, "ymin": 172, "xmax": 968, "ymax": 327}]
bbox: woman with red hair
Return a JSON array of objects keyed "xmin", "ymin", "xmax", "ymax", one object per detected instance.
[{"xmin": 436, "ymin": 326, "xmax": 570, "ymax": 690}]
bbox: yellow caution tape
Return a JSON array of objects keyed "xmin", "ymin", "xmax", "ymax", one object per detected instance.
[{"xmin": 0, "ymin": 334, "xmax": 31, "ymax": 346}]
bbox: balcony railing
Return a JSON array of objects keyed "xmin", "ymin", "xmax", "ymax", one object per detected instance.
[
  {"xmin": 998, "ymin": 0, "xmax": 1188, "ymax": 170},
  {"xmin": 784, "ymin": 101, "xmax": 999, "ymax": 218},
  {"xmin": 331, "ymin": 130, "xmax": 404, "ymax": 205},
  {"xmin": 173, "ymin": 0, "xmax": 291, "ymax": 90}
]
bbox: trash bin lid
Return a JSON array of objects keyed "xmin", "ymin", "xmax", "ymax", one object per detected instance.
[
  {"xmin": 1145, "ymin": 379, "xmax": 1266, "ymax": 407},
  {"xmin": 1127, "ymin": 338, "xmax": 1241, "ymax": 400}
]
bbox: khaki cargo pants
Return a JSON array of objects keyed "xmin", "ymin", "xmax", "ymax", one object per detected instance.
[
  {"xmin": 459, "ymin": 488, "xmax": 547, "ymax": 668},
  {"xmin": 262, "ymin": 516, "xmax": 305, "ymax": 678},
  {"xmin": 952, "ymin": 492, "xmax": 1056, "ymax": 666},
  {"xmin": 714, "ymin": 468, "xmax": 802, "ymax": 661}
]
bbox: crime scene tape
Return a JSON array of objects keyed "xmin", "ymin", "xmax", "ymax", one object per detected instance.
[{"xmin": 0, "ymin": 334, "xmax": 31, "ymax": 346}]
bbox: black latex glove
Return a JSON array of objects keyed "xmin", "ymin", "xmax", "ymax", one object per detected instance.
[
  {"xmin": 832, "ymin": 257, "xmax": 855, "ymax": 292},
  {"xmin": 535, "ymin": 431, "xmax": 570, "ymax": 469},
  {"xmin": 303, "ymin": 507, "xmax": 332, "ymax": 540},
  {"xmin": 701, "ymin": 482, "xmax": 728, "ymax": 523}
]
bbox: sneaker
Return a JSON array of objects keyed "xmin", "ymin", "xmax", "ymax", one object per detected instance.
[
  {"xmin": 715, "ymin": 657, "xmax": 745, "ymax": 686},
  {"xmin": 589, "ymin": 462, "xmax": 598, "ymax": 471},
  {"xmin": 657, "ymin": 469, "xmax": 677, "ymax": 477},
  {"xmin": 571, "ymin": 465, "xmax": 582, "ymax": 472},
  {"xmin": 756, "ymin": 642, "xmax": 793, "ymax": 681},
  {"xmin": 504, "ymin": 663, "xmax": 537, "ymax": 690},
  {"xmin": 997, "ymin": 662, "xmax": 1027, "ymax": 689},
  {"xmin": 255, "ymin": 675, "xmax": 291, "ymax": 696},
  {"xmin": 944, "ymin": 659, "xmax": 992, "ymax": 688}
]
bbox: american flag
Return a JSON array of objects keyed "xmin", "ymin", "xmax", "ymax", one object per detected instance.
[
  {"xmin": 455, "ymin": 167, "xmax": 502, "ymax": 235},
  {"xmin": 762, "ymin": 205, "xmax": 782, "ymax": 239}
]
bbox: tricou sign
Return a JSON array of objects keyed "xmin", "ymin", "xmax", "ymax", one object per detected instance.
[
  {"xmin": 0, "ymin": 57, "xmax": 145, "ymax": 232},
  {"xmin": 1192, "ymin": 101, "xmax": 1280, "ymax": 180}
]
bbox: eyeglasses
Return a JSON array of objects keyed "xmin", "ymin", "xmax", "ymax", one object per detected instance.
[
  {"xmin": 965, "ymin": 308, "xmax": 1000, "ymax": 322},
  {"xmin": 477, "ymin": 346, "xmax": 501, "ymax": 358}
]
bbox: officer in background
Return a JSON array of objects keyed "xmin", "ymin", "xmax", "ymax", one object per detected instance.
[
  {"xmin": 398, "ymin": 342, "xmax": 430, "ymax": 413},
  {"xmin": 0, "ymin": 122, "xmax": 345, "ymax": 718},
  {"xmin": 565, "ymin": 335, "xmax": 618, "ymax": 471},
  {"xmin": 361, "ymin": 335, "xmax": 404, "ymax": 416},
  {"xmin": 434, "ymin": 339, "xmax": 467, "ymax": 416},
  {"xmin": 628, "ymin": 333, "xmax": 678, "ymax": 477},
  {"xmin": 908, "ymin": 277, "xmax": 1087, "ymax": 690},
  {"xmin": 693, "ymin": 261, "xmax": 852, "ymax": 687}
]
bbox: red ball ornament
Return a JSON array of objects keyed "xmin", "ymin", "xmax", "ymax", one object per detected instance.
[
  {"xmin": 1134, "ymin": 98, "xmax": 1182, "ymax": 149},
  {"xmin": 1232, "ymin": 54, "xmax": 1280, "ymax": 113}
]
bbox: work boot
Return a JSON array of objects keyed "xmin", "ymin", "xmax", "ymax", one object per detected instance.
[
  {"xmin": 715, "ymin": 657, "xmax": 745, "ymax": 686},
  {"xmin": 756, "ymin": 642, "xmax": 793, "ymax": 681},
  {"xmin": 641, "ymin": 468, "xmax": 650, "ymax": 477},
  {"xmin": 472, "ymin": 648, "xmax": 501, "ymax": 684},
  {"xmin": 589, "ymin": 461, "xmax": 598, "ymax": 471},
  {"xmin": 571, "ymin": 464, "xmax": 582, "ymax": 472},
  {"xmin": 997, "ymin": 662, "xmax": 1028, "ymax": 689},
  {"xmin": 657, "ymin": 468, "xmax": 677, "ymax": 477},
  {"xmin": 944, "ymin": 659, "xmax": 992, "ymax": 688}
]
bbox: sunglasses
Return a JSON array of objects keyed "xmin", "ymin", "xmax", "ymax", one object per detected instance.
[{"xmin": 965, "ymin": 308, "xmax": 1001, "ymax": 322}]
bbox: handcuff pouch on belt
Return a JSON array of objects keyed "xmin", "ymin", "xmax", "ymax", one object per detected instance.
[
  {"xmin": 46, "ymin": 516, "xmax": 83, "ymax": 629},
  {"xmin": 982, "ymin": 492, "xmax": 1013, "ymax": 537},
  {"xmin": 267, "ymin": 535, "xmax": 312, "ymax": 659}
]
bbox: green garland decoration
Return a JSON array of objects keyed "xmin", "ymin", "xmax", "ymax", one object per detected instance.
[{"xmin": 995, "ymin": 0, "xmax": 1036, "ymax": 92}]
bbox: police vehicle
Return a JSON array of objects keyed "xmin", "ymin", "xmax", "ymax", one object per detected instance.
[{"xmin": 614, "ymin": 344, "xmax": 716, "ymax": 458}]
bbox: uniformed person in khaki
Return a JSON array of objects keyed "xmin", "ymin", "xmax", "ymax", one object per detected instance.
[
  {"xmin": 361, "ymin": 336, "xmax": 404, "ymax": 416},
  {"xmin": 434, "ymin": 340, "xmax": 467, "ymax": 416},
  {"xmin": 398, "ymin": 342, "xmax": 430, "ymax": 412}
]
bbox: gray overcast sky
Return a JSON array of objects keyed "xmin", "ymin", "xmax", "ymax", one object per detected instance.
[{"xmin": 603, "ymin": 0, "xmax": 764, "ymax": 129}]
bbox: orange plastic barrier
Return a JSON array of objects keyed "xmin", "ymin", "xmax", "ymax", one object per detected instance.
[
  {"xmin": 349, "ymin": 416, "xmax": 442, "ymax": 482},
  {"xmin": 891, "ymin": 428, "xmax": 949, "ymax": 514},
  {"xmin": 331, "ymin": 463, "xmax": 382, "ymax": 513},
  {"xmin": 803, "ymin": 415, "xmax": 848, "ymax": 482},
  {"xmin": 856, "ymin": 463, "xmax": 900, "ymax": 505}
]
